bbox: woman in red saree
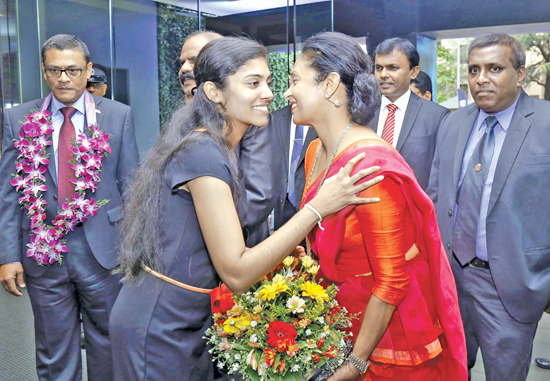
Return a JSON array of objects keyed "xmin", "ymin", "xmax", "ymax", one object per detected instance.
[{"xmin": 284, "ymin": 32, "xmax": 467, "ymax": 380}]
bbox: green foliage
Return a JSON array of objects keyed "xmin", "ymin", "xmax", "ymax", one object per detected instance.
[
  {"xmin": 436, "ymin": 41, "xmax": 457, "ymax": 104},
  {"xmin": 269, "ymin": 52, "xmax": 295, "ymax": 112},
  {"xmin": 515, "ymin": 33, "xmax": 550, "ymax": 100},
  {"xmin": 156, "ymin": 3, "xmax": 203, "ymax": 127}
]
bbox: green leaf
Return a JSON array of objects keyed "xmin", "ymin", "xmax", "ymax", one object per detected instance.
[{"xmin": 244, "ymin": 367, "xmax": 261, "ymax": 381}]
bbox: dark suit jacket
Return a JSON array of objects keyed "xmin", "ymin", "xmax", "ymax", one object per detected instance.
[
  {"xmin": 368, "ymin": 92, "xmax": 449, "ymax": 190},
  {"xmin": 427, "ymin": 91, "xmax": 550, "ymax": 324},
  {"xmin": 0, "ymin": 94, "xmax": 139, "ymax": 277},
  {"xmin": 239, "ymin": 106, "xmax": 316, "ymax": 246}
]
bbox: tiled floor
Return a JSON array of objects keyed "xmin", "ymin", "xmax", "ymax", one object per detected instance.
[{"xmin": 1, "ymin": 289, "xmax": 549, "ymax": 380}]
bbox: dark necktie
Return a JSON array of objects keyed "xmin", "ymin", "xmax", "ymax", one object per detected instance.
[
  {"xmin": 288, "ymin": 124, "xmax": 304, "ymax": 206},
  {"xmin": 453, "ymin": 116, "xmax": 499, "ymax": 265},
  {"xmin": 381, "ymin": 104, "xmax": 398, "ymax": 145},
  {"xmin": 58, "ymin": 107, "xmax": 77, "ymax": 203}
]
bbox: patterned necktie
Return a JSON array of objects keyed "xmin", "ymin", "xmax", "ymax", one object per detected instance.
[
  {"xmin": 381, "ymin": 103, "xmax": 398, "ymax": 145},
  {"xmin": 452, "ymin": 116, "xmax": 499, "ymax": 265},
  {"xmin": 58, "ymin": 107, "xmax": 77, "ymax": 203},
  {"xmin": 288, "ymin": 124, "xmax": 304, "ymax": 207}
]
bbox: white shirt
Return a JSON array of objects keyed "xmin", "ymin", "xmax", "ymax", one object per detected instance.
[
  {"xmin": 288, "ymin": 121, "xmax": 310, "ymax": 176},
  {"xmin": 376, "ymin": 89, "xmax": 411, "ymax": 148},
  {"xmin": 50, "ymin": 94, "xmax": 86, "ymax": 173}
]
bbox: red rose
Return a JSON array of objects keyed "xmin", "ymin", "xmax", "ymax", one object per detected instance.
[
  {"xmin": 313, "ymin": 354, "xmax": 322, "ymax": 363},
  {"xmin": 267, "ymin": 321, "xmax": 297, "ymax": 348}
]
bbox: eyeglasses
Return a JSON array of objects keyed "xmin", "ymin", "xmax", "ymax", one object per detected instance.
[{"xmin": 44, "ymin": 67, "xmax": 87, "ymax": 78}]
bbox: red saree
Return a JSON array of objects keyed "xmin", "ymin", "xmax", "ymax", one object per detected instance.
[{"xmin": 301, "ymin": 139, "xmax": 467, "ymax": 380}]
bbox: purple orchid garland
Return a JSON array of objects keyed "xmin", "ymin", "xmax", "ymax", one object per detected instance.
[{"xmin": 10, "ymin": 110, "xmax": 111, "ymax": 265}]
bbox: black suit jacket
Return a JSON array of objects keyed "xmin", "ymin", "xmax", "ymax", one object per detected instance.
[
  {"xmin": 238, "ymin": 106, "xmax": 316, "ymax": 246},
  {"xmin": 368, "ymin": 92, "xmax": 449, "ymax": 190},
  {"xmin": 0, "ymin": 94, "xmax": 139, "ymax": 277}
]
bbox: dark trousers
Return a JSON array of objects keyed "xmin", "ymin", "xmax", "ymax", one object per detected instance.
[
  {"xmin": 25, "ymin": 226, "xmax": 121, "ymax": 381},
  {"xmin": 451, "ymin": 255, "xmax": 537, "ymax": 381}
]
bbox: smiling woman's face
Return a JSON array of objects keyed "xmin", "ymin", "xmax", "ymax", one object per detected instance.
[
  {"xmin": 221, "ymin": 57, "xmax": 273, "ymax": 129},
  {"xmin": 283, "ymin": 56, "xmax": 324, "ymax": 126}
]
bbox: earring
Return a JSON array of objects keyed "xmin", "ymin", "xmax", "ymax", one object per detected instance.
[{"xmin": 325, "ymin": 93, "xmax": 342, "ymax": 107}]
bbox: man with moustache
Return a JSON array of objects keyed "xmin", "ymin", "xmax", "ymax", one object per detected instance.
[
  {"xmin": 0, "ymin": 34, "xmax": 139, "ymax": 380},
  {"xmin": 178, "ymin": 31, "xmax": 222, "ymax": 103},
  {"xmin": 427, "ymin": 33, "xmax": 550, "ymax": 380},
  {"xmin": 369, "ymin": 38, "xmax": 449, "ymax": 190}
]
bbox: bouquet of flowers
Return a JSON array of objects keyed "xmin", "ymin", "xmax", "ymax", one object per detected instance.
[{"xmin": 204, "ymin": 255, "xmax": 355, "ymax": 381}]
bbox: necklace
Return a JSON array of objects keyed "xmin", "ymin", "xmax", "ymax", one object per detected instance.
[{"xmin": 305, "ymin": 121, "xmax": 354, "ymax": 257}]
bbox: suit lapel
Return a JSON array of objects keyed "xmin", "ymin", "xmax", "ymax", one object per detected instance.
[
  {"xmin": 453, "ymin": 104, "xmax": 480, "ymax": 192},
  {"xmin": 279, "ymin": 107, "xmax": 292, "ymax": 178},
  {"xmin": 368, "ymin": 109, "xmax": 380, "ymax": 133},
  {"xmin": 396, "ymin": 94, "xmax": 421, "ymax": 152},
  {"xmin": 487, "ymin": 92, "xmax": 532, "ymax": 215},
  {"xmin": 94, "ymin": 96, "xmax": 104, "ymax": 129}
]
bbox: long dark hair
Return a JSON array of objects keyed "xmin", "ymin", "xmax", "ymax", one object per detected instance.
[
  {"xmin": 117, "ymin": 37, "xmax": 269, "ymax": 282},
  {"xmin": 301, "ymin": 31, "xmax": 380, "ymax": 125}
]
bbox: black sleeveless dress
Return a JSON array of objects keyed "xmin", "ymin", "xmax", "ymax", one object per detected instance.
[{"xmin": 110, "ymin": 133, "xmax": 245, "ymax": 380}]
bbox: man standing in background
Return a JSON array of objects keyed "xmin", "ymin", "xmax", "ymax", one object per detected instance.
[
  {"xmin": 369, "ymin": 38, "xmax": 449, "ymax": 190},
  {"xmin": 428, "ymin": 33, "xmax": 550, "ymax": 381},
  {"xmin": 178, "ymin": 31, "xmax": 223, "ymax": 103}
]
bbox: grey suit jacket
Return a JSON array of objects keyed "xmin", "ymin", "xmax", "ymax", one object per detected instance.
[
  {"xmin": 427, "ymin": 91, "xmax": 550, "ymax": 324},
  {"xmin": 368, "ymin": 92, "xmax": 449, "ymax": 190},
  {"xmin": 239, "ymin": 106, "xmax": 317, "ymax": 246},
  {"xmin": 0, "ymin": 94, "xmax": 139, "ymax": 277}
]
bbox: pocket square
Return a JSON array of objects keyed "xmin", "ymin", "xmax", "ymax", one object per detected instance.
[{"xmin": 95, "ymin": 110, "xmax": 101, "ymax": 114}]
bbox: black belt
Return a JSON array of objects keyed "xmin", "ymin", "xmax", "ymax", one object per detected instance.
[{"xmin": 469, "ymin": 257, "xmax": 490, "ymax": 269}]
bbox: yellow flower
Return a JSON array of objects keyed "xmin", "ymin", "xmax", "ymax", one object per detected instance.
[
  {"xmin": 253, "ymin": 305, "xmax": 263, "ymax": 314},
  {"xmin": 223, "ymin": 314, "xmax": 251, "ymax": 335},
  {"xmin": 257, "ymin": 278, "xmax": 289, "ymax": 301},
  {"xmin": 301, "ymin": 281, "xmax": 329, "ymax": 302},
  {"xmin": 283, "ymin": 256, "xmax": 294, "ymax": 267},
  {"xmin": 307, "ymin": 265, "xmax": 319, "ymax": 275},
  {"xmin": 301, "ymin": 255, "xmax": 314, "ymax": 268},
  {"xmin": 323, "ymin": 325, "xmax": 330, "ymax": 333}
]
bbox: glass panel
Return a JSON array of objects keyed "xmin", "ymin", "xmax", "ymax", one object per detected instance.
[
  {"xmin": 155, "ymin": 1, "xmax": 200, "ymax": 126},
  {"xmin": 0, "ymin": 0, "xmax": 21, "ymax": 138},
  {"xmin": 112, "ymin": 0, "xmax": 161, "ymax": 154}
]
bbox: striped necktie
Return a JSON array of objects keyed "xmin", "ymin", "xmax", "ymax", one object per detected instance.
[
  {"xmin": 58, "ymin": 107, "xmax": 77, "ymax": 203},
  {"xmin": 381, "ymin": 103, "xmax": 398, "ymax": 145}
]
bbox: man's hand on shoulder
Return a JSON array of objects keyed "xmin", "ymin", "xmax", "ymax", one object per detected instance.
[{"xmin": 0, "ymin": 263, "xmax": 26, "ymax": 296}]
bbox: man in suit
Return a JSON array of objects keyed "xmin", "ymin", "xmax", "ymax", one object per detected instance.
[
  {"xmin": 0, "ymin": 34, "xmax": 139, "ymax": 380},
  {"xmin": 427, "ymin": 33, "xmax": 550, "ymax": 380},
  {"xmin": 238, "ymin": 105, "xmax": 317, "ymax": 246},
  {"xmin": 369, "ymin": 38, "xmax": 449, "ymax": 190},
  {"xmin": 178, "ymin": 31, "xmax": 223, "ymax": 104}
]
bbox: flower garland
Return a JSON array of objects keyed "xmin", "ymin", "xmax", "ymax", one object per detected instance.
[{"xmin": 10, "ymin": 109, "xmax": 110, "ymax": 265}]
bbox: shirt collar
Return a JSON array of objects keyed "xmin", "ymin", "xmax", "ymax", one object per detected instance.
[
  {"xmin": 380, "ymin": 89, "xmax": 411, "ymax": 112},
  {"xmin": 477, "ymin": 92, "xmax": 521, "ymax": 133},
  {"xmin": 50, "ymin": 92, "xmax": 86, "ymax": 118}
]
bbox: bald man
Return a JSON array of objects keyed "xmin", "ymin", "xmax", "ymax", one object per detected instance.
[{"xmin": 178, "ymin": 31, "xmax": 223, "ymax": 103}]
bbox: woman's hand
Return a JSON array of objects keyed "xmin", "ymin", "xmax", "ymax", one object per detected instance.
[
  {"xmin": 326, "ymin": 361, "xmax": 360, "ymax": 381},
  {"xmin": 310, "ymin": 153, "xmax": 384, "ymax": 217}
]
